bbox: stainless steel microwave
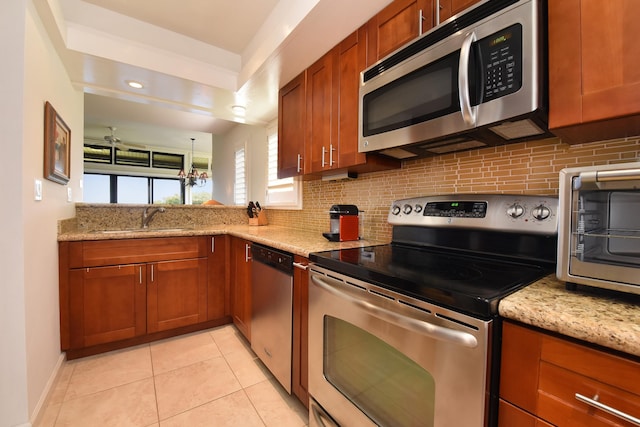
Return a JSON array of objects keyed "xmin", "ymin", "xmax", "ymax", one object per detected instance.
[
  {"xmin": 358, "ymin": 0, "xmax": 553, "ymax": 160},
  {"xmin": 557, "ymin": 162, "xmax": 640, "ymax": 296}
]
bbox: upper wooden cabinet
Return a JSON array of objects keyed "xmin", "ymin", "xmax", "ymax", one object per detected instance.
[
  {"xmin": 278, "ymin": 26, "xmax": 400, "ymax": 180},
  {"xmin": 278, "ymin": 72, "xmax": 307, "ymax": 178},
  {"xmin": 367, "ymin": 0, "xmax": 434, "ymax": 64},
  {"xmin": 548, "ymin": 0, "xmax": 640, "ymax": 143},
  {"xmin": 437, "ymin": 0, "xmax": 482, "ymax": 24},
  {"xmin": 306, "ymin": 50, "xmax": 335, "ymax": 173},
  {"xmin": 500, "ymin": 321, "xmax": 640, "ymax": 427}
]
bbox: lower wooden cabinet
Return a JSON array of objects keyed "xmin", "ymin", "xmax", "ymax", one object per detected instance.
[
  {"xmin": 59, "ymin": 236, "xmax": 228, "ymax": 358},
  {"xmin": 292, "ymin": 255, "xmax": 310, "ymax": 408},
  {"xmin": 500, "ymin": 321, "xmax": 640, "ymax": 427},
  {"xmin": 230, "ymin": 237, "xmax": 252, "ymax": 341},
  {"xmin": 68, "ymin": 264, "xmax": 147, "ymax": 349},
  {"xmin": 146, "ymin": 258, "xmax": 208, "ymax": 333}
]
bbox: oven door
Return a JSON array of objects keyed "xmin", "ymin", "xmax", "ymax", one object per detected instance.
[
  {"xmin": 308, "ymin": 266, "xmax": 491, "ymax": 427},
  {"xmin": 560, "ymin": 166, "xmax": 640, "ymax": 294}
]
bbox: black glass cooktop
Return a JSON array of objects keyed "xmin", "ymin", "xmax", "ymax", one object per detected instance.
[{"xmin": 309, "ymin": 243, "xmax": 553, "ymax": 319}]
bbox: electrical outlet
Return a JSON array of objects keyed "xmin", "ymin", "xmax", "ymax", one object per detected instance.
[
  {"xmin": 67, "ymin": 187, "xmax": 72, "ymax": 202},
  {"xmin": 34, "ymin": 179, "xmax": 42, "ymax": 201}
]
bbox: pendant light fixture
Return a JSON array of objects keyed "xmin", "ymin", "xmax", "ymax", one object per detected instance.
[{"xmin": 178, "ymin": 138, "xmax": 208, "ymax": 187}]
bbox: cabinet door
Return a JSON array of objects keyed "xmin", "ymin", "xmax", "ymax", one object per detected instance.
[
  {"xmin": 335, "ymin": 28, "xmax": 367, "ymax": 170},
  {"xmin": 208, "ymin": 235, "xmax": 229, "ymax": 320},
  {"xmin": 307, "ymin": 50, "xmax": 336, "ymax": 173},
  {"xmin": 437, "ymin": 0, "xmax": 481, "ymax": 24},
  {"xmin": 147, "ymin": 258, "xmax": 208, "ymax": 333},
  {"xmin": 367, "ymin": 0, "xmax": 434, "ymax": 65},
  {"xmin": 499, "ymin": 400, "xmax": 554, "ymax": 427},
  {"xmin": 278, "ymin": 72, "xmax": 307, "ymax": 178},
  {"xmin": 549, "ymin": 0, "xmax": 640, "ymax": 142},
  {"xmin": 292, "ymin": 256, "xmax": 310, "ymax": 408},
  {"xmin": 231, "ymin": 238, "xmax": 252, "ymax": 340},
  {"xmin": 69, "ymin": 264, "xmax": 146, "ymax": 349}
]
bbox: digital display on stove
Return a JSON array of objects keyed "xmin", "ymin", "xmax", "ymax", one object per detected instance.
[{"xmin": 423, "ymin": 201, "xmax": 487, "ymax": 217}]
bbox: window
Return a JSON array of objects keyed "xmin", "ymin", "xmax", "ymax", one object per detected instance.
[
  {"xmin": 265, "ymin": 126, "xmax": 301, "ymax": 208},
  {"xmin": 83, "ymin": 173, "xmax": 184, "ymax": 204},
  {"xmin": 83, "ymin": 142, "xmax": 211, "ymax": 205},
  {"xmin": 234, "ymin": 147, "xmax": 246, "ymax": 205},
  {"xmin": 115, "ymin": 149, "xmax": 151, "ymax": 167},
  {"xmin": 152, "ymin": 152, "xmax": 184, "ymax": 170}
]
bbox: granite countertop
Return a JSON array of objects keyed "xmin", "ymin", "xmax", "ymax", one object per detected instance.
[
  {"xmin": 57, "ymin": 224, "xmax": 386, "ymax": 258},
  {"xmin": 499, "ymin": 275, "xmax": 640, "ymax": 358},
  {"xmin": 59, "ymin": 224, "xmax": 639, "ymax": 358}
]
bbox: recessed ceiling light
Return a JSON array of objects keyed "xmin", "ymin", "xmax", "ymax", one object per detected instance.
[
  {"xmin": 231, "ymin": 105, "xmax": 246, "ymax": 115},
  {"xmin": 126, "ymin": 80, "xmax": 144, "ymax": 89}
]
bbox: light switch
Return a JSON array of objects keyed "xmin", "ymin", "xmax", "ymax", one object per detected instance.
[
  {"xmin": 34, "ymin": 179, "xmax": 42, "ymax": 201},
  {"xmin": 67, "ymin": 187, "xmax": 73, "ymax": 202}
]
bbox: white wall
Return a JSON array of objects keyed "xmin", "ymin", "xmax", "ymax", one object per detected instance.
[
  {"xmin": 0, "ymin": 1, "xmax": 83, "ymax": 425},
  {"xmin": 211, "ymin": 124, "xmax": 268, "ymax": 205},
  {"xmin": 0, "ymin": 1, "xmax": 30, "ymax": 425}
]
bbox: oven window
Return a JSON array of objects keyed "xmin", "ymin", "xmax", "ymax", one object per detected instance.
[{"xmin": 323, "ymin": 316, "xmax": 435, "ymax": 427}]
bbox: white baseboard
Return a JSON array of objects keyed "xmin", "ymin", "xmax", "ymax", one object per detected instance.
[{"xmin": 29, "ymin": 352, "xmax": 66, "ymax": 426}]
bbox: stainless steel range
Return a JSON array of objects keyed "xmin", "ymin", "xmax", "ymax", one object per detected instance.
[{"xmin": 308, "ymin": 194, "xmax": 558, "ymax": 427}]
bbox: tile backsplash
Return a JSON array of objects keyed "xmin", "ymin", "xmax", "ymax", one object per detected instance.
[{"xmin": 268, "ymin": 136, "xmax": 639, "ymax": 242}]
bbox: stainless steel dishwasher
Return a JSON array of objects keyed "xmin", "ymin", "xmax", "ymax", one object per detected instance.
[{"xmin": 251, "ymin": 243, "xmax": 294, "ymax": 393}]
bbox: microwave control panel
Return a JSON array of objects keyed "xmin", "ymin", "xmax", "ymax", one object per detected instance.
[{"xmin": 479, "ymin": 24, "xmax": 523, "ymax": 102}]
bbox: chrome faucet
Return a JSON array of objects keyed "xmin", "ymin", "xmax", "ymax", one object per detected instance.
[{"xmin": 141, "ymin": 206, "xmax": 166, "ymax": 228}]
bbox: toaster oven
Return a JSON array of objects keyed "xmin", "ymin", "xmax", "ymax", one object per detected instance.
[{"xmin": 557, "ymin": 162, "xmax": 640, "ymax": 295}]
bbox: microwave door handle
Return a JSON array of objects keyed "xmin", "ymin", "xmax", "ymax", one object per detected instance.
[
  {"xmin": 311, "ymin": 273, "xmax": 478, "ymax": 348},
  {"xmin": 458, "ymin": 31, "xmax": 477, "ymax": 126}
]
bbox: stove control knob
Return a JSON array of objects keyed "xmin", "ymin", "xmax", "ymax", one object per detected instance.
[
  {"xmin": 414, "ymin": 204, "xmax": 423, "ymax": 213},
  {"xmin": 506, "ymin": 203, "xmax": 525, "ymax": 218},
  {"xmin": 403, "ymin": 204, "xmax": 413, "ymax": 214},
  {"xmin": 532, "ymin": 205, "xmax": 551, "ymax": 221},
  {"xmin": 392, "ymin": 205, "xmax": 401, "ymax": 215}
]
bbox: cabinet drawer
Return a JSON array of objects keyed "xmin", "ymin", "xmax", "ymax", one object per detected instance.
[
  {"xmin": 538, "ymin": 361, "xmax": 640, "ymax": 427},
  {"xmin": 500, "ymin": 321, "xmax": 640, "ymax": 427},
  {"xmin": 69, "ymin": 237, "xmax": 208, "ymax": 268}
]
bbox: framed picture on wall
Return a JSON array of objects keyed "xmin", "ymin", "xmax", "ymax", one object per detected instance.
[{"xmin": 44, "ymin": 101, "xmax": 71, "ymax": 184}]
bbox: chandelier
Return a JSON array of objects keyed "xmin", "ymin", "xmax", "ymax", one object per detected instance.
[{"xmin": 178, "ymin": 138, "xmax": 208, "ymax": 187}]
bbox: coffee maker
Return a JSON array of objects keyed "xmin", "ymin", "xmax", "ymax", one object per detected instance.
[{"xmin": 323, "ymin": 204, "xmax": 359, "ymax": 242}]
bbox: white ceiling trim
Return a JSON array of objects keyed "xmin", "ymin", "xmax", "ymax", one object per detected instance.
[{"xmin": 65, "ymin": 22, "xmax": 239, "ymax": 92}]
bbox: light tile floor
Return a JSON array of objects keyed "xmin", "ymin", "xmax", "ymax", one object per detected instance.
[{"xmin": 36, "ymin": 325, "xmax": 309, "ymax": 427}]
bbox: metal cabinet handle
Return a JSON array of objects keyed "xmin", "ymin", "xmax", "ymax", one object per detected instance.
[
  {"xmin": 211, "ymin": 237, "xmax": 215, "ymax": 253},
  {"xmin": 296, "ymin": 154, "xmax": 302, "ymax": 173},
  {"xmin": 311, "ymin": 273, "xmax": 478, "ymax": 348},
  {"xmin": 322, "ymin": 146, "xmax": 326, "ymax": 168},
  {"xmin": 150, "ymin": 264, "xmax": 154, "ymax": 282},
  {"xmin": 329, "ymin": 144, "xmax": 336, "ymax": 167},
  {"xmin": 575, "ymin": 393, "xmax": 640, "ymax": 426},
  {"xmin": 139, "ymin": 266, "xmax": 143, "ymax": 284},
  {"xmin": 458, "ymin": 31, "xmax": 477, "ymax": 126},
  {"xmin": 245, "ymin": 243, "xmax": 251, "ymax": 262},
  {"xmin": 418, "ymin": 9, "xmax": 425, "ymax": 36},
  {"xmin": 293, "ymin": 261, "xmax": 308, "ymax": 271},
  {"xmin": 436, "ymin": 0, "xmax": 441, "ymax": 26}
]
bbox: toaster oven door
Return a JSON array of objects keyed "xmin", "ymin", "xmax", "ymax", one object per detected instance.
[{"xmin": 564, "ymin": 167, "xmax": 640, "ymax": 294}]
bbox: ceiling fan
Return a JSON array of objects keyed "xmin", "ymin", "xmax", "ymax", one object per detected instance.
[{"xmin": 85, "ymin": 126, "xmax": 147, "ymax": 151}]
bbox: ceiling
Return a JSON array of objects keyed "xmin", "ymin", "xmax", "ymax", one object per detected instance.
[{"xmin": 38, "ymin": 0, "xmax": 393, "ymax": 152}]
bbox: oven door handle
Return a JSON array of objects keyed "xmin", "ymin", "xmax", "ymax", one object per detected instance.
[{"xmin": 312, "ymin": 274, "xmax": 478, "ymax": 348}]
